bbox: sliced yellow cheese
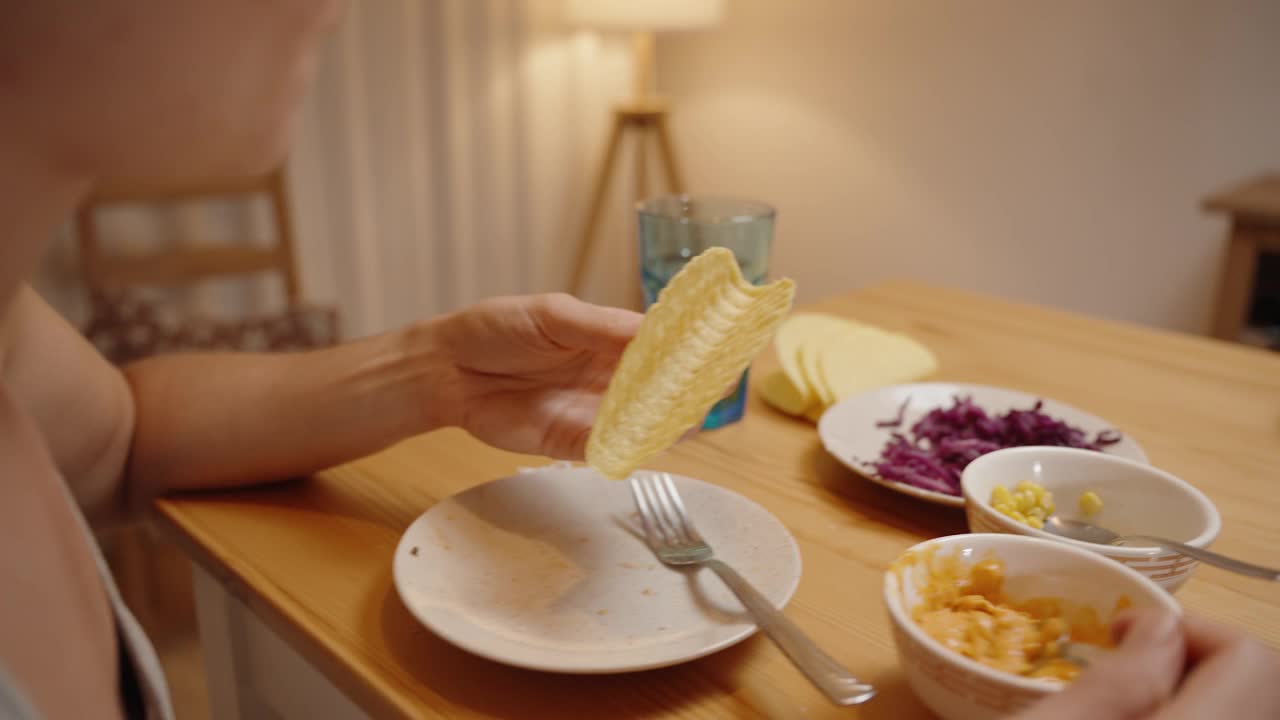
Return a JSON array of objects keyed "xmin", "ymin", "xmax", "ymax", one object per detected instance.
[
  {"xmin": 764, "ymin": 312, "xmax": 939, "ymax": 421},
  {"xmin": 776, "ymin": 313, "xmax": 867, "ymax": 408},
  {"xmin": 759, "ymin": 370, "xmax": 809, "ymax": 416},
  {"xmin": 818, "ymin": 327, "xmax": 938, "ymax": 401},
  {"xmin": 799, "ymin": 337, "xmax": 833, "ymax": 408},
  {"xmin": 804, "ymin": 403, "xmax": 827, "ymax": 423}
]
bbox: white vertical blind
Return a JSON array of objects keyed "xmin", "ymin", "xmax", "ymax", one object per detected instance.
[{"xmin": 287, "ymin": 0, "xmax": 633, "ymax": 338}]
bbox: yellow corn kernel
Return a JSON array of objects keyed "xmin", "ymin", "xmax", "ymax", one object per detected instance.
[
  {"xmin": 1016, "ymin": 491, "xmax": 1037, "ymax": 512},
  {"xmin": 1079, "ymin": 490, "xmax": 1103, "ymax": 516},
  {"xmin": 991, "ymin": 480, "xmax": 1061, "ymax": 529}
]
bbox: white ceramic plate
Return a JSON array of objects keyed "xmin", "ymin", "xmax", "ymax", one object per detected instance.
[
  {"xmin": 392, "ymin": 466, "xmax": 802, "ymax": 673},
  {"xmin": 817, "ymin": 382, "xmax": 1148, "ymax": 508}
]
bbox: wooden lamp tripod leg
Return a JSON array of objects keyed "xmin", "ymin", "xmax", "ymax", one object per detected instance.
[
  {"xmin": 570, "ymin": 107, "xmax": 687, "ymax": 299},
  {"xmin": 569, "ymin": 113, "xmax": 628, "ymax": 297},
  {"xmin": 653, "ymin": 112, "xmax": 686, "ymax": 194},
  {"xmin": 635, "ymin": 121, "xmax": 648, "ymax": 204}
]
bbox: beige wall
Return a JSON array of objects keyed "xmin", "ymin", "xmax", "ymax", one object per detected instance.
[{"xmin": 658, "ymin": 0, "xmax": 1280, "ymax": 331}]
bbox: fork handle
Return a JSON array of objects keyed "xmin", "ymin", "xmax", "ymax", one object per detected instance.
[
  {"xmin": 1124, "ymin": 536, "xmax": 1280, "ymax": 580},
  {"xmin": 704, "ymin": 559, "xmax": 877, "ymax": 706}
]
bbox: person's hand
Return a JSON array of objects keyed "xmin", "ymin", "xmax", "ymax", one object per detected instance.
[
  {"xmin": 1154, "ymin": 614, "xmax": 1280, "ymax": 719},
  {"xmin": 419, "ymin": 293, "xmax": 641, "ymax": 460},
  {"xmin": 1014, "ymin": 609, "xmax": 1280, "ymax": 720}
]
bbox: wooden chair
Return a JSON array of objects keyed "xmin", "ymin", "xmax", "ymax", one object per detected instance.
[
  {"xmin": 75, "ymin": 167, "xmax": 338, "ymax": 364},
  {"xmin": 72, "ymin": 167, "xmax": 339, "ymax": 717}
]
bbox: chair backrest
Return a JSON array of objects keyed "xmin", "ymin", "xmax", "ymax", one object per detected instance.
[
  {"xmin": 74, "ymin": 166, "xmax": 340, "ymax": 364},
  {"xmin": 74, "ymin": 167, "xmax": 302, "ymax": 301}
]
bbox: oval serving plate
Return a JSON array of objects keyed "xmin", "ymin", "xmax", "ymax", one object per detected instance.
[{"xmin": 817, "ymin": 382, "xmax": 1148, "ymax": 507}]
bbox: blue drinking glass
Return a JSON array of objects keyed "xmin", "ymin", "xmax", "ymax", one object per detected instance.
[{"xmin": 638, "ymin": 195, "xmax": 777, "ymax": 430}]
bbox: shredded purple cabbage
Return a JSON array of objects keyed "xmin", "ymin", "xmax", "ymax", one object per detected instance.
[{"xmin": 866, "ymin": 396, "xmax": 1121, "ymax": 496}]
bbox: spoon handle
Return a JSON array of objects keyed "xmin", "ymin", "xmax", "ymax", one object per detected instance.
[{"xmin": 1125, "ymin": 536, "xmax": 1280, "ymax": 580}]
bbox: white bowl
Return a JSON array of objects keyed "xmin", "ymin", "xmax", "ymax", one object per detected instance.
[
  {"xmin": 883, "ymin": 533, "xmax": 1181, "ymax": 720},
  {"xmin": 961, "ymin": 447, "xmax": 1221, "ymax": 592}
]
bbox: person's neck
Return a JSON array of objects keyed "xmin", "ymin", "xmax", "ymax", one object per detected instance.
[{"xmin": 0, "ymin": 133, "xmax": 93, "ymax": 312}]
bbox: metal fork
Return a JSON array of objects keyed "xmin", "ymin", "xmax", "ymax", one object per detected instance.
[{"xmin": 629, "ymin": 473, "xmax": 877, "ymax": 706}]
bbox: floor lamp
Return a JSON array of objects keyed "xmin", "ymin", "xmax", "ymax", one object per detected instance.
[{"xmin": 563, "ymin": 0, "xmax": 725, "ymax": 299}]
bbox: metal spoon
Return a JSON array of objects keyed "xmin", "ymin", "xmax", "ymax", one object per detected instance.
[
  {"xmin": 1043, "ymin": 517, "xmax": 1280, "ymax": 581},
  {"xmin": 1031, "ymin": 626, "xmax": 1106, "ymax": 673}
]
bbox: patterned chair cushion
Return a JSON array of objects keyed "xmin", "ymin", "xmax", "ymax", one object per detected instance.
[{"xmin": 83, "ymin": 290, "xmax": 340, "ymax": 365}]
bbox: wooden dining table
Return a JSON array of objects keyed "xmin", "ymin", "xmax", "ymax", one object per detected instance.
[{"xmin": 156, "ymin": 280, "xmax": 1280, "ymax": 719}]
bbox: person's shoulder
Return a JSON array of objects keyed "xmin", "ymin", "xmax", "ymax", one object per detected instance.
[
  {"xmin": 0, "ymin": 288, "xmax": 22, "ymax": 366},
  {"xmin": 0, "ymin": 286, "xmax": 49, "ymax": 361}
]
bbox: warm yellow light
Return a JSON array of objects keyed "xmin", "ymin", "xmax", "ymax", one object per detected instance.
[{"xmin": 563, "ymin": 0, "xmax": 724, "ymax": 32}]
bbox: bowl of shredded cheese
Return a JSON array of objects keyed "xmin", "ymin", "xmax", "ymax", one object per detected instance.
[{"xmin": 883, "ymin": 533, "xmax": 1180, "ymax": 720}]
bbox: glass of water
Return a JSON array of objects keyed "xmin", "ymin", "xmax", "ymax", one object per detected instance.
[{"xmin": 638, "ymin": 195, "xmax": 777, "ymax": 430}]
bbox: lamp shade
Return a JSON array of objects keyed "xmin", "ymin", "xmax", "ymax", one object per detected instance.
[{"xmin": 563, "ymin": 0, "xmax": 724, "ymax": 31}]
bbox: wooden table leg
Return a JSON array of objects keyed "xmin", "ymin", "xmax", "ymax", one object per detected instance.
[
  {"xmin": 1212, "ymin": 222, "xmax": 1260, "ymax": 341},
  {"xmin": 192, "ymin": 566, "xmax": 370, "ymax": 720},
  {"xmin": 193, "ymin": 566, "xmax": 253, "ymax": 720}
]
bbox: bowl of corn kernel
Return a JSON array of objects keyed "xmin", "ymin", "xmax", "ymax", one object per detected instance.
[
  {"xmin": 884, "ymin": 533, "xmax": 1180, "ymax": 720},
  {"xmin": 960, "ymin": 447, "xmax": 1220, "ymax": 592}
]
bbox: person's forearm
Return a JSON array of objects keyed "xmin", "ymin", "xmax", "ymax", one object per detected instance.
[{"xmin": 122, "ymin": 321, "xmax": 451, "ymax": 500}]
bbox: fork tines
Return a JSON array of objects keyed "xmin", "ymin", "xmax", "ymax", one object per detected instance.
[{"xmin": 629, "ymin": 472, "xmax": 704, "ymax": 548}]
